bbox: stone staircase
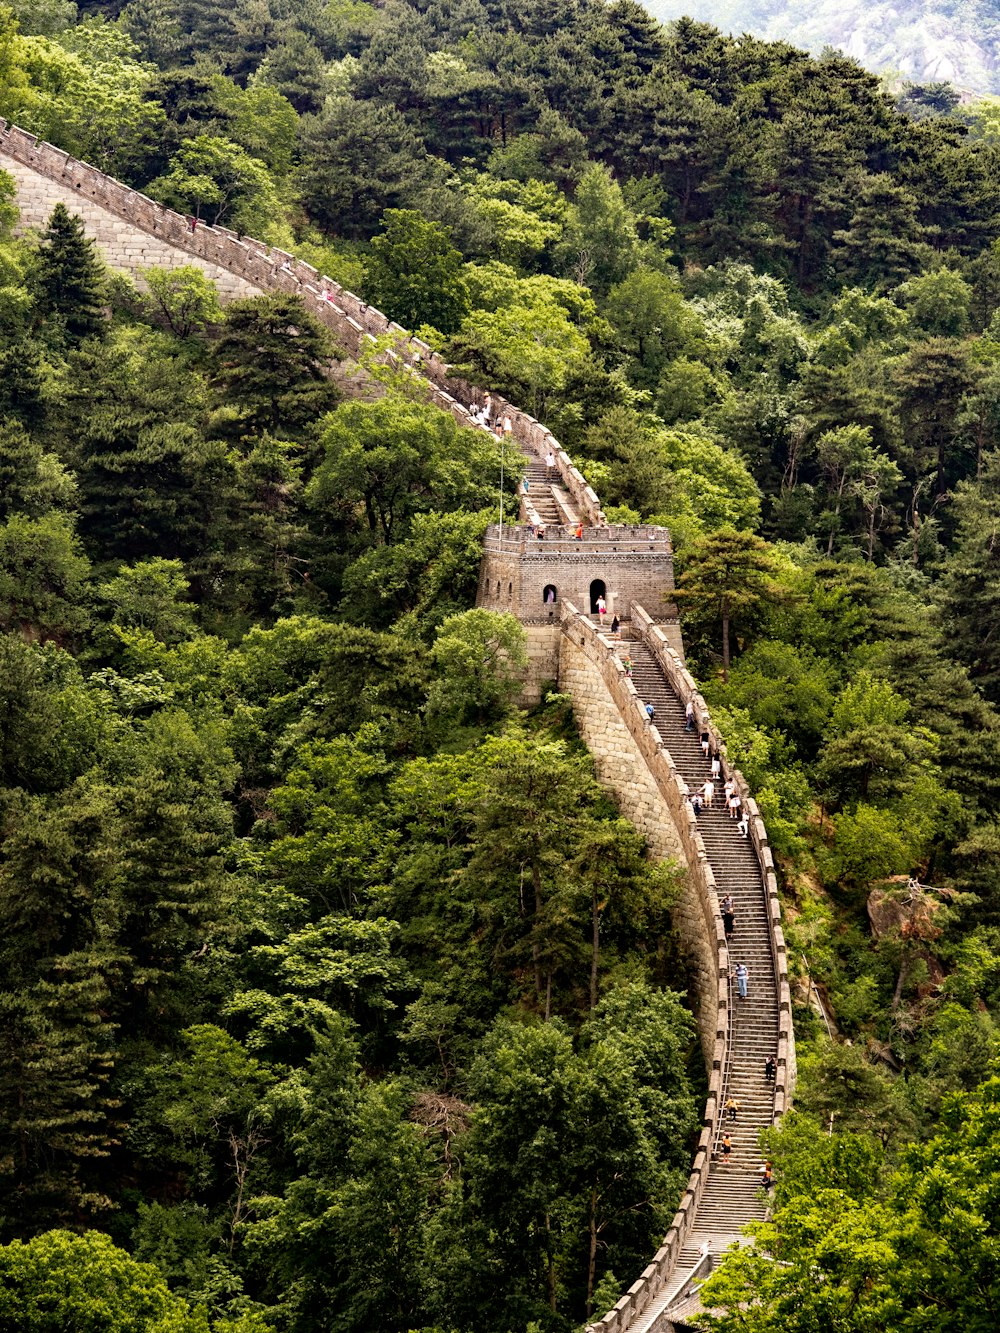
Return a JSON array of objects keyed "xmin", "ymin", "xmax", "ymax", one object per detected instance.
[
  {"xmin": 621, "ymin": 635, "xmax": 779, "ymax": 1328},
  {"xmin": 522, "ymin": 457, "xmax": 580, "ymax": 528}
]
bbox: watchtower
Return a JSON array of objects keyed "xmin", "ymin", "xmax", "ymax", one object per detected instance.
[{"xmin": 476, "ymin": 521, "xmax": 679, "ymax": 700}]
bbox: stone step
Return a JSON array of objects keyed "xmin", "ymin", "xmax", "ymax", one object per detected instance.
[
  {"xmin": 627, "ymin": 650, "xmax": 777, "ymax": 1238},
  {"xmin": 610, "ymin": 636, "xmax": 783, "ymax": 1330}
]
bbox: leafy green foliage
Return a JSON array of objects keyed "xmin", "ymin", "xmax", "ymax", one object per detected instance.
[
  {"xmin": 364, "ymin": 208, "xmax": 469, "ymax": 335},
  {"xmin": 7, "ymin": 1, "xmax": 1000, "ymax": 1327}
]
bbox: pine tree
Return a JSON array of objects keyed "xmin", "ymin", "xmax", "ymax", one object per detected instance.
[{"xmin": 35, "ymin": 205, "xmax": 106, "ymax": 345}]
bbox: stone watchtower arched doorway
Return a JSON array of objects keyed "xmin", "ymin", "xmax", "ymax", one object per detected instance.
[{"xmin": 589, "ymin": 578, "xmax": 607, "ymax": 615}]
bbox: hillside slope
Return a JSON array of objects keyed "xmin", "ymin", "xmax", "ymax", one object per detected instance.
[{"xmin": 647, "ymin": 0, "xmax": 1000, "ymax": 92}]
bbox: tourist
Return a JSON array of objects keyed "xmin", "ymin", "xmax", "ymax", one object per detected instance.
[
  {"xmin": 728, "ymin": 789, "xmax": 742, "ymax": 820},
  {"xmin": 574, "ymin": 521, "xmax": 583, "ymax": 540},
  {"xmin": 701, "ymin": 778, "xmax": 714, "ymax": 806},
  {"xmin": 645, "ymin": 702, "xmax": 655, "ymax": 722},
  {"xmin": 721, "ymin": 1134, "xmax": 732, "ymax": 1164},
  {"xmin": 764, "ymin": 1054, "xmax": 776, "ymax": 1082},
  {"xmin": 685, "ymin": 700, "xmax": 695, "ymax": 731},
  {"xmin": 721, "ymin": 895, "xmax": 735, "ymax": 940},
  {"xmin": 545, "ymin": 449, "xmax": 556, "ymax": 478},
  {"xmin": 611, "ymin": 613, "xmax": 620, "ymax": 636},
  {"xmin": 725, "ymin": 1095, "xmax": 741, "ymax": 1121},
  {"xmin": 738, "ymin": 813, "xmax": 750, "ymax": 838},
  {"xmin": 700, "ymin": 729, "xmax": 711, "ymax": 758},
  {"xmin": 735, "ymin": 962, "xmax": 749, "ymax": 999},
  {"xmin": 622, "ymin": 654, "xmax": 633, "ymax": 677},
  {"xmin": 691, "ymin": 793, "xmax": 703, "ymax": 817},
  {"xmin": 596, "ymin": 594, "xmax": 607, "ymax": 624},
  {"xmin": 711, "ymin": 753, "xmax": 722, "ymax": 782}
]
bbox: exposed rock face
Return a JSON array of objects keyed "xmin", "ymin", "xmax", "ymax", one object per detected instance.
[{"xmin": 647, "ymin": 0, "xmax": 1000, "ymax": 94}]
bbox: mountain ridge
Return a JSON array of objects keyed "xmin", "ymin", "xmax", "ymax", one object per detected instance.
[{"xmin": 646, "ymin": 0, "xmax": 1000, "ymax": 94}]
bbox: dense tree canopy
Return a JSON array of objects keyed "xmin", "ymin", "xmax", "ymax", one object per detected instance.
[{"xmin": 1, "ymin": 0, "xmax": 1000, "ymax": 1328}]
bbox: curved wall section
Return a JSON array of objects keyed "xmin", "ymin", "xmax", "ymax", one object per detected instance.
[
  {"xmin": 561, "ymin": 604, "xmax": 794, "ymax": 1333},
  {"xmin": 0, "ymin": 121, "xmax": 604, "ymax": 522},
  {"xmin": 0, "ymin": 120, "xmax": 794, "ymax": 1331}
]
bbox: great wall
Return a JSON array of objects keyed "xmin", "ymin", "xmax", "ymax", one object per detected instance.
[{"xmin": 0, "ymin": 120, "xmax": 795, "ymax": 1333}]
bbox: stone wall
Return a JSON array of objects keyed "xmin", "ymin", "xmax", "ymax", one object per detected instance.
[
  {"xmin": 559, "ymin": 606, "xmax": 725, "ymax": 1059},
  {"xmin": 3, "ymin": 146, "xmax": 263, "ymax": 300},
  {"xmin": 559, "ymin": 603, "xmax": 728, "ymax": 1323},
  {"xmin": 559, "ymin": 635, "xmax": 724, "ymax": 1057},
  {"xmin": 563, "ymin": 603, "xmax": 795, "ymax": 1333},
  {"xmin": 478, "ymin": 524, "xmax": 675, "ymax": 623},
  {"xmin": 0, "ymin": 121, "xmax": 604, "ymax": 525},
  {"xmin": 630, "ymin": 605, "xmax": 796, "ymax": 1104},
  {"xmin": 523, "ymin": 625, "xmax": 562, "ymax": 704}
]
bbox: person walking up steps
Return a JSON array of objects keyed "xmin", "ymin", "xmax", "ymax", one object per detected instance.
[
  {"xmin": 596, "ymin": 594, "xmax": 607, "ymax": 624},
  {"xmin": 700, "ymin": 729, "xmax": 711, "ymax": 758},
  {"xmin": 720, "ymin": 894, "xmax": 735, "ymax": 940},
  {"xmin": 701, "ymin": 778, "xmax": 714, "ymax": 807},
  {"xmin": 721, "ymin": 1133, "xmax": 732, "ymax": 1164},
  {"xmin": 711, "ymin": 752, "xmax": 722, "ymax": 782},
  {"xmin": 685, "ymin": 700, "xmax": 695, "ymax": 732},
  {"xmin": 735, "ymin": 962, "xmax": 749, "ymax": 999}
]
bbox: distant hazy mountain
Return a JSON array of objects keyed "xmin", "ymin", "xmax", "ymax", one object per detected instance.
[{"xmin": 644, "ymin": 0, "xmax": 1000, "ymax": 94}]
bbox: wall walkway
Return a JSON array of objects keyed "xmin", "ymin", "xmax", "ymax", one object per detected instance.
[
  {"xmin": 561, "ymin": 606, "xmax": 793, "ymax": 1333},
  {"xmin": 0, "ymin": 123, "xmax": 794, "ymax": 1333},
  {"xmin": 0, "ymin": 120, "xmax": 604, "ymax": 524}
]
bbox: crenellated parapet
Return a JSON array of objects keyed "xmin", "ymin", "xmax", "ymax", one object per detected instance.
[
  {"xmin": 0, "ymin": 120, "xmax": 605, "ymax": 525},
  {"xmin": 563, "ymin": 603, "xmax": 794, "ymax": 1333},
  {"xmin": 0, "ymin": 122, "xmax": 794, "ymax": 1332}
]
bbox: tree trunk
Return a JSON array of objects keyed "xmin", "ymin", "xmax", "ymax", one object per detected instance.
[
  {"xmin": 827, "ymin": 473, "xmax": 847, "ymax": 556},
  {"xmin": 721, "ymin": 599, "xmax": 731, "ymax": 682},
  {"xmin": 891, "ymin": 954, "xmax": 909, "ymax": 1010},
  {"xmin": 590, "ymin": 889, "xmax": 600, "ymax": 1012},
  {"xmin": 545, "ymin": 1212, "xmax": 558, "ymax": 1313},
  {"xmin": 586, "ymin": 1185, "xmax": 599, "ymax": 1317},
  {"xmin": 531, "ymin": 858, "xmax": 544, "ymax": 1004}
]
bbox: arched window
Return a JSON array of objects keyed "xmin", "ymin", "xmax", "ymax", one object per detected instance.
[
  {"xmin": 589, "ymin": 578, "xmax": 607, "ymax": 614},
  {"xmin": 508, "ymin": 581, "xmax": 513, "ymax": 600},
  {"xmin": 543, "ymin": 584, "xmax": 558, "ymax": 605}
]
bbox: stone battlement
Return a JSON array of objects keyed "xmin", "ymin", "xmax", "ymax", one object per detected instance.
[
  {"xmin": 482, "ymin": 523, "xmax": 673, "ymax": 555},
  {"xmin": 0, "ymin": 123, "xmax": 793, "ymax": 1332},
  {"xmin": 477, "ymin": 520, "xmax": 675, "ymax": 646},
  {"xmin": 0, "ymin": 120, "xmax": 604, "ymax": 524}
]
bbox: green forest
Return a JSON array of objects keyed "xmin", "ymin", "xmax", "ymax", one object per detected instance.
[{"xmin": 0, "ymin": 0, "xmax": 999, "ymax": 1329}]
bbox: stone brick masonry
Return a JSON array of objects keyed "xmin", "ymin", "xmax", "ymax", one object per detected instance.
[{"xmin": 0, "ymin": 121, "xmax": 793, "ymax": 1333}]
